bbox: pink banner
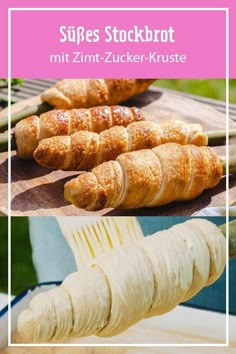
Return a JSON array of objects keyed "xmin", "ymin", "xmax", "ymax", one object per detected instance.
[{"xmin": 0, "ymin": 0, "xmax": 235, "ymax": 78}]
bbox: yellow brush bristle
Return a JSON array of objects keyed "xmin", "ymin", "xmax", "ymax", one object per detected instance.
[{"xmin": 56, "ymin": 217, "xmax": 144, "ymax": 268}]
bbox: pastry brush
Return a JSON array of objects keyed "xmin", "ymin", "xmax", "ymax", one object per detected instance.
[{"xmin": 56, "ymin": 216, "xmax": 144, "ymax": 268}]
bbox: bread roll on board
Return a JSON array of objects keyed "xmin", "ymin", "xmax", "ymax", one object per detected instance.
[
  {"xmin": 64, "ymin": 143, "xmax": 222, "ymax": 210},
  {"xmin": 17, "ymin": 219, "xmax": 225, "ymax": 343},
  {"xmin": 15, "ymin": 106, "xmax": 145, "ymax": 159},
  {"xmin": 34, "ymin": 120, "xmax": 208, "ymax": 171},
  {"xmin": 41, "ymin": 79, "xmax": 155, "ymax": 109}
]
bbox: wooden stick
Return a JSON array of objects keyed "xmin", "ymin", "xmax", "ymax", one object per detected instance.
[
  {"xmin": 0, "ymin": 132, "xmax": 8, "ymax": 152},
  {"xmin": 219, "ymin": 220, "xmax": 236, "ymax": 258},
  {"xmin": 221, "ymin": 157, "xmax": 236, "ymax": 175},
  {"xmin": 0, "ymin": 102, "xmax": 52, "ymax": 133},
  {"xmin": 0, "ymin": 132, "xmax": 16, "ymax": 152},
  {"xmin": 206, "ymin": 129, "xmax": 236, "ymax": 146}
]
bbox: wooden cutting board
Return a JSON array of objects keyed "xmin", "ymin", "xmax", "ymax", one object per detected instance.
[{"xmin": 0, "ymin": 87, "xmax": 235, "ymax": 216}]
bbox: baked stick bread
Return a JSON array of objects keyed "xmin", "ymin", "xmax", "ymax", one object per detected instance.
[
  {"xmin": 17, "ymin": 219, "xmax": 225, "ymax": 343},
  {"xmin": 41, "ymin": 79, "xmax": 155, "ymax": 109},
  {"xmin": 34, "ymin": 120, "xmax": 208, "ymax": 171},
  {"xmin": 14, "ymin": 106, "xmax": 145, "ymax": 159},
  {"xmin": 64, "ymin": 143, "xmax": 222, "ymax": 210}
]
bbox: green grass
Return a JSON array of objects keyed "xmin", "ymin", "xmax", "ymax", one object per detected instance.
[
  {"xmin": 154, "ymin": 79, "xmax": 236, "ymax": 103},
  {"xmin": 0, "ymin": 217, "xmax": 37, "ymax": 296}
]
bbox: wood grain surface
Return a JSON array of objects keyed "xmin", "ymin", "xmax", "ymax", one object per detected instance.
[{"xmin": 0, "ymin": 86, "xmax": 235, "ymax": 216}]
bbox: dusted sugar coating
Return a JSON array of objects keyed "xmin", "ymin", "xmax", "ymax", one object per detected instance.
[
  {"xmin": 64, "ymin": 143, "xmax": 222, "ymax": 211},
  {"xmin": 14, "ymin": 115, "xmax": 40, "ymax": 160},
  {"xmin": 15, "ymin": 106, "xmax": 145, "ymax": 159},
  {"xmin": 41, "ymin": 79, "xmax": 155, "ymax": 109},
  {"xmin": 33, "ymin": 120, "xmax": 208, "ymax": 171},
  {"xmin": 18, "ymin": 219, "xmax": 226, "ymax": 343}
]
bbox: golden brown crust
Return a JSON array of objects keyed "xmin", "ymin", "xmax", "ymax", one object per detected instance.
[
  {"xmin": 105, "ymin": 79, "xmax": 155, "ymax": 105},
  {"xmin": 109, "ymin": 106, "xmax": 144, "ymax": 127},
  {"xmin": 64, "ymin": 143, "xmax": 222, "ymax": 210},
  {"xmin": 64, "ymin": 161, "xmax": 124, "ymax": 210},
  {"xmin": 159, "ymin": 120, "xmax": 187, "ymax": 145},
  {"xmin": 39, "ymin": 110, "xmax": 70, "ymax": 139},
  {"xmin": 15, "ymin": 116, "xmax": 40, "ymax": 160},
  {"xmin": 39, "ymin": 106, "xmax": 144, "ymax": 137},
  {"xmin": 187, "ymin": 123, "xmax": 208, "ymax": 146},
  {"xmin": 127, "ymin": 121, "xmax": 161, "ymax": 151},
  {"xmin": 17, "ymin": 106, "xmax": 145, "ymax": 160},
  {"xmin": 74, "ymin": 133, "xmax": 99, "ymax": 171},
  {"xmin": 64, "ymin": 172, "xmax": 99, "ymax": 210},
  {"xmin": 34, "ymin": 120, "xmax": 207, "ymax": 171},
  {"xmin": 98, "ymin": 126, "xmax": 129, "ymax": 166},
  {"xmin": 92, "ymin": 161, "xmax": 124, "ymax": 209},
  {"xmin": 117, "ymin": 150, "xmax": 162, "ymax": 208},
  {"xmin": 150, "ymin": 143, "xmax": 191, "ymax": 206},
  {"xmin": 160, "ymin": 120, "xmax": 208, "ymax": 146},
  {"xmin": 89, "ymin": 106, "xmax": 112, "ymax": 132},
  {"xmin": 204, "ymin": 146, "xmax": 223, "ymax": 188},
  {"xmin": 180, "ymin": 145, "xmax": 209, "ymax": 200},
  {"xmin": 33, "ymin": 136, "xmax": 71, "ymax": 170},
  {"xmin": 69, "ymin": 108, "xmax": 91, "ymax": 132},
  {"xmin": 67, "ymin": 131, "xmax": 92, "ymax": 171},
  {"xmin": 41, "ymin": 79, "xmax": 155, "ymax": 109}
]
